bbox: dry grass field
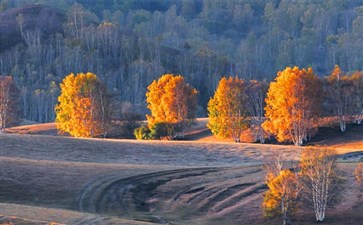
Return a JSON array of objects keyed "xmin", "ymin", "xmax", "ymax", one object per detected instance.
[{"xmin": 1, "ymin": 121, "xmax": 362, "ymax": 225}]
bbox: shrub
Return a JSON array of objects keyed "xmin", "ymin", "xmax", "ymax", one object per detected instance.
[
  {"xmin": 150, "ymin": 122, "xmax": 169, "ymax": 140},
  {"xmin": 134, "ymin": 122, "xmax": 184, "ymax": 140},
  {"xmin": 134, "ymin": 126, "xmax": 151, "ymax": 140}
]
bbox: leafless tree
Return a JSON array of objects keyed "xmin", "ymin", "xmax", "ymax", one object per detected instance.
[
  {"xmin": 246, "ymin": 80, "xmax": 268, "ymax": 143},
  {"xmin": 261, "ymin": 148, "xmax": 288, "ymax": 178},
  {"xmin": 0, "ymin": 76, "xmax": 19, "ymax": 132}
]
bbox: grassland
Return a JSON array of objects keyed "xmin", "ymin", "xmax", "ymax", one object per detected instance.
[{"xmin": 0, "ymin": 122, "xmax": 362, "ymax": 225}]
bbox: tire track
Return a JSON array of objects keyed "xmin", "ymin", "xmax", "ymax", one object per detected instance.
[
  {"xmin": 78, "ymin": 167, "xmax": 220, "ymax": 222},
  {"xmin": 77, "ymin": 166, "xmax": 265, "ymax": 223}
]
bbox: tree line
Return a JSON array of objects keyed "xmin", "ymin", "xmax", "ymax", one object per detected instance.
[
  {"xmin": 1, "ymin": 65, "xmax": 362, "ymax": 145},
  {"xmin": 0, "ymin": 0, "xmax": 362, "ymax": 123},
  {"xmin": 208, "ymin": 65, "xmax": 362, "ymax": 146},
  {"xmin": 132, "ymin": 65, "xmax": 362, "ymax": 146}
]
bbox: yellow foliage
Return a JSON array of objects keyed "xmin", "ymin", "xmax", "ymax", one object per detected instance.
[
  {"xmin": 299, "ymin": 147, "xmax": 341, "ymax": 222},
  {"xmin": 263, "ymin": 170, "xmax": 299, "ymax": 218},
  {"xmin": 207, "ymin": 77, "xmax": 248, "ymax": 142},
  {"xmin": 146, "ymin": 74, "xmax": 198, "ymax": 130},
  {"xmin": 55, "ymin": 72, "xmax": 108, "ymax": 137},
  {"xmin": 263, "ymin": 66, "xmax": 320, "ymax": 146},
  {"xmin": 329, "ymin": 64, "xmax": 343, "ymax": 81},
  {"xmin": 300, "ymin": 147, "xmax": 337, "ymax": 171}
]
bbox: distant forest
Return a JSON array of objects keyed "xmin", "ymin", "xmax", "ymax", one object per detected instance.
[{"xmin": 0, "ymin": 0, "xmax": 362, "ymax": 123}]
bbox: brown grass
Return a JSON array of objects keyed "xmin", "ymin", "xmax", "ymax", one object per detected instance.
[
  {"xmin": 6, "ymin": 117, "xmax": 362, "ymax": 150},
  {"xmin": 1, "ymin": 118, "xmax": 362, "ymax": 224},
  {"xmin": 5, "ymin": 123, "xmax": 57, "ymax": 135}
]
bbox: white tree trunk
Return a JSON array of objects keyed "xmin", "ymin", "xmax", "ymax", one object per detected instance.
[{"xmin": 339, "ymin": 115, "xmax": 346, "ymax": 132}]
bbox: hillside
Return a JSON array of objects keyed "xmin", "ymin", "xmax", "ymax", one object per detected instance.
[
  {"xmin": 0, "ymin": 132, "xmax": 362, "ymax": 225},
  {"xmin": 0, "ymin": 0, "xmax": 362, "ymax": 123},
  {"xmin": 1, "ymin": 1, "xmax": 363, "ymax": 224},
  {"xmin": 0, "ymin": 4, "xmax": 65, "ymax": 51},
  {"xmin": 5, "ymin": 118, "xmax": 363, "ymax": 154}
]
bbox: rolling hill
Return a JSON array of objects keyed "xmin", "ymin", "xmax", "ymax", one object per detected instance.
[{"xmin": 0, "ymin": 120, "xmax": 362, "ymax": 224}]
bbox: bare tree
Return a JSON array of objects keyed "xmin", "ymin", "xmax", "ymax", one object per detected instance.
[
  {"xmin": 0, "ymin": 76, "xmax": 19, "ymax": 132},
  {"xmin": 262, "ymin": 148, "xmax": 285, "ymax": 177},
  {"xmin": 246, "ymin": 80, "xmax": 268, "ymax": 143},
  {"xmin": 325, "ymin": 65, "xmax": 351, "ymax": 132},
  {"xmin": 350, "ymin": 71, "xmax": 363, "ymax": 125}
]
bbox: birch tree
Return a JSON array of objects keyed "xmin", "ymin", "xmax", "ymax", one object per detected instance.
[
  {"xmin": 262, "ymin": 148, "xmax": 285, "ymax": 177},
  {"xmin": 246, "ymin": 80, "xmax": 268, "ymax": 143},
  {"xmin": 299, "ymin": 147, "xmax": 344, "ymax": 222},
  {"xmin": 263, "ymin": 170, "xmax": 300, "ymax": 225},
  {"xmin": 349, "ymin": 71, "xmax": 363, "ymax": 124},
  {"xmin": 263, "ymin": 67, "xmax": 321, "ymax": 146},
  {"xmin": 55, "ymin": 72, "xmax": 110, "ymax": 137},
  {"xmin": 325, "ymin": 65, "xmax": 351, "ymax": 132},
  {"xmin": 207, "ymin": 77, "xmax": 248, "ymax": 142},
  {"xmin": 262, "ymin": 148, "xmax": 301, "ymax": 225}
]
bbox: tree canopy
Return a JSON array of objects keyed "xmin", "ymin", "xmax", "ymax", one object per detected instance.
[
  {"xmin": 263, "ymin": 67, "xmax": 321, "ymax": 146},
  {"xmin": 207, "ymin": 76, "xmax": 248, "ymax": 142},
  {"xmin": 55, "ymin": 72, "xmax": 110, "ymax": 137},
  {"xmin": 263, "ymin": 169, "xmax": 299, "ymax": 225},
  {"xmin": 146, "ymin": 74, "xmax": 197, "ymax": 138}
]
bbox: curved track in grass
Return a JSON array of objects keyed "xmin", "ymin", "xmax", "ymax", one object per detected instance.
[{"xmin": 77, "ymin": 166, "xmax": 266, "ymax": 224}]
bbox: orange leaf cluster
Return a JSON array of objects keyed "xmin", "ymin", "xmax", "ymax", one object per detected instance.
[
  {"xmin": 263, "ymin": 67, "xmax": 320, "ymax": 146},
  {"xmin": 263, "ymin": 170, "xmax": 299, "ymax": 220},
  {"xmin": 146, "ymin": 74, "xmax": 197, "ymax": 128},
  {"xmin": 55, "ymin": 72, "xmax": 108, "ymax": 137}
]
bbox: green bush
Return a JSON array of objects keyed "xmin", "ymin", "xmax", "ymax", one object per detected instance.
[
  {"xmin": 134, "ymin": 122, "xmax": 184, "ymax": 140},
  {"xmin": 150, "ymin": 122, "xmax": 169, "ymax": 140},
  {"xmin": 134, "ymin": 126, "xmax": 151, "ymax": 140}
]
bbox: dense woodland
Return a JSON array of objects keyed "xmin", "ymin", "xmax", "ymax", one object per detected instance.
[{"xmin": 0, "ymin": 0, "xmax": 363, "ymax": 123}]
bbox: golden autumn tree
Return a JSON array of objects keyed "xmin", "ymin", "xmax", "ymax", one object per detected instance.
[
  {"xmin": 55, "ymin": 72, "xmax": 110, "ymax": 138},
  {"xmin": 263, "ymin": 169, "xmax": 300, "ymax": 225},
  {"xmin": 263, "ymin": 67, "xmax": 321, "ymax": 146},
  {"xmin": 146, "ymin": 74, "xmax": 198, "ymax": 139},
  {"xmin": 207, "ymin": 77, "xmax": 248, "ymax": 142}
]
